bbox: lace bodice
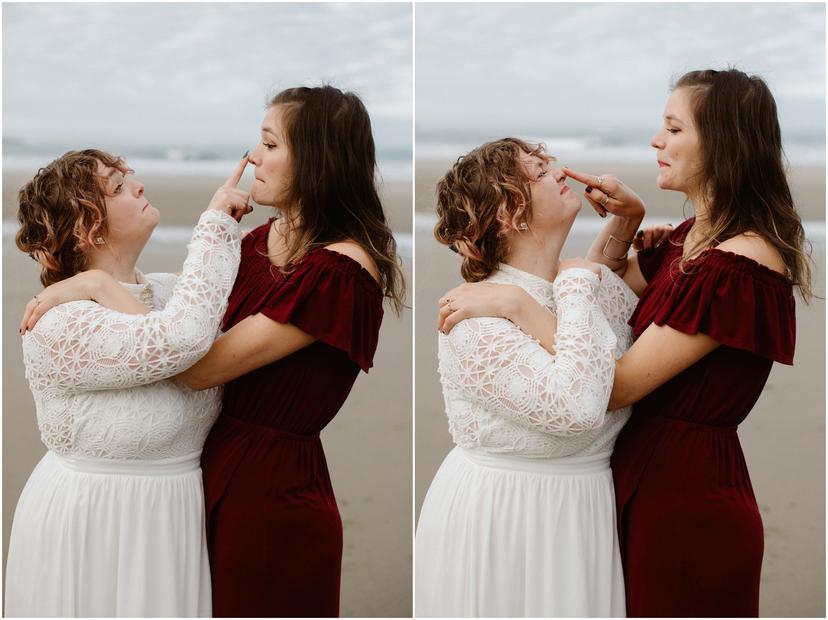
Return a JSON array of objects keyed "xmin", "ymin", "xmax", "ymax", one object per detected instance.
[
  {"xmin": 438, "ymin": 263, "xmax": 639, "ymax": 458},
  {"xmin": 21, "ymin": 210, "xmax": 240, "ymax": 460}
]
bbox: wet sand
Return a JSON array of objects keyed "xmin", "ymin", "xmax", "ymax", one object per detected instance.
[
  {"xmin": 414, "ymin": 159, "xmax": 826, "ymax": 618},
  {"xmin": 2, "ymin": 171, "xmax": 412, "ymax": 617}
]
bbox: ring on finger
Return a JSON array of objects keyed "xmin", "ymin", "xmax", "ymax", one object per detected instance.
[
  {"xmin": 596, "ymin": 175, "xmax": 605, "ymax": 189},
  {"xmin": 600, "ymin": 194, "xmax": 610, "ymax": 207},
  {"xmin": 32, "ymin": 295, "xmax": 40, "ymax": 305}
]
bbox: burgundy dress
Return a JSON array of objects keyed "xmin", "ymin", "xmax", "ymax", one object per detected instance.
[
  {"xmin": 612, "ymin": 218, "xmax": 796, "ymax": 617},
  {"xmin": 201, "ymin": 220, "xmax": 383, "ymax": 617}
]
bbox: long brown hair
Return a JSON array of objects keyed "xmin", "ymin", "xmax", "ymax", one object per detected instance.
[
  {"xmin": 269, "ymin": 85, "xmax": 405, "ymax": 314},
  {"xmin": 434, "ymin": 138, "xmax": 551, "ymax": 282},
  {"xmin": 674, "ymin": 69, "xmax": 813, "ymax": 300},
  {"xmin": 16, "ymin": 149, "xmax": 130, "ymax": 287}
]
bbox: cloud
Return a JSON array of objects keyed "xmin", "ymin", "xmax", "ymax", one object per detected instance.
[
  {"xmin": 415, "ymin": 3, "xmax": 825, "ymax": 134},
  {"xmin": 3, "ymin": 3, "xmax": 412, "ymax": 147}
]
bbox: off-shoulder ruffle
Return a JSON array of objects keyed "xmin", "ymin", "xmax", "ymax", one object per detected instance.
[
  {"xmin": 223, "ymin": 222, "xmax": 384, "ymax": 372},
  {"xmin": 629, "ymin": 239, "xmax": 796, "ymax": 364}
]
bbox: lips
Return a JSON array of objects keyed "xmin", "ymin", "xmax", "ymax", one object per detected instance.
[
  {"xmin": 658, "ymin": 161, "xmax": 670, "ymax": 168},
  {"xmin": 142, "ymin": 203, "xmax": 150, "ymax": 211},
  {"xmin": 559, "ymin": 184, "xmax": 570, "ymax": 195}
]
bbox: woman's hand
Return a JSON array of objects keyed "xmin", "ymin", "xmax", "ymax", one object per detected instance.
[
  {"xmin": 562, "ymin": 167, "xmax": 646, "ymax": 220},
  {"xmin": 207, "ymin": 155, "xmax": 253, "ymax": 222},
  {"xmin": 558, "ymin": 257, "xmax": 603, "ymax": 278},
  {"xmin": 20, "ymin": 270, "xmax": 109, "ymax": 334},
  {"xmin": 438, "ymin": 282, "xmax": 527, "ymax": 334},
  {"xmin": 633, "ymin": 224, "xmax": 674, "ymax": 252}
]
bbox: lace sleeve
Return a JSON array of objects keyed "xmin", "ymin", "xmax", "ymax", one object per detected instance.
[
  {"xmin": 439, "ymin": 268, "xmax": 617, "ymax": 435},
  {"xmin": 23, "ymin": 210, "xmax": 241, "ymax": 392}
]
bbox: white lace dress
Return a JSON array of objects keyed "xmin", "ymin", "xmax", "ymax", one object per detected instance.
[
  {"xmin": 5, "ymin": 210, "xmax": 240, "ymax": 618},
  {"xmin": 415, "ymin": 264, "xmax": 639, "ymax": 618}
]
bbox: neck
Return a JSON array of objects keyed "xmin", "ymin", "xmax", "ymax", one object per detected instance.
[
  {"xmin": 503, "ymin": 226, "xmax": 567, "ymax": 282},
  {"xmin": 86, "ymin": 246, "xmax": 140, "ymax": 284},
  {"xmin": 687, "ymin": 193, "xmax": 712, "ymax": 236}
]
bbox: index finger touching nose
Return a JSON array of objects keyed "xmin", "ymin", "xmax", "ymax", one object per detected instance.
[
  {"xmin": 561, "ymin": 166, "xmax": 596, "ymax": 187},
  {"xmin": 224, "ymin": 153, "xmax": 250, "ymax": 188}
]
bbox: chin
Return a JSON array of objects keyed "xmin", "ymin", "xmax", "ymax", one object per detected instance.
[{"xmin": 562, "ymin": 196, "xmax": 582, "ymax": 219}]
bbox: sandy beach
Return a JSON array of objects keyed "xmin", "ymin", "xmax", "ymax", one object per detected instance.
[
  {"xmin": 2, "ymin": 170, "xmax": 412, "ymax": 617},
  {"xmin": 414, "ymin": 158, "xmax": 825, "ymax": 618}
]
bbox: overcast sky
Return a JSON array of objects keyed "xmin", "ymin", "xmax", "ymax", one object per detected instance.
[
  {"xmin": 416, "ymin": 3, "xmax": 825, "ymax": 140},
  {"xmin": 3, "ymin": 3, "xmax": 412, "ymax": 149}
]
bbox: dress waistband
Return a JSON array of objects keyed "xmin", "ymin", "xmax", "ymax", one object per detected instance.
[
  {"xmin": 220, "ymin": 414, "xmax": 321, "ymax": 441},
  {"xmin": 635, "ymin": 415, "xmax": 738, "ymax": 434},
  {"xmin": 50, "ymin": 451, "xmax": 201, "ymax": 475},
  {"xmin": 458, "ymin": 447, "xmax": 612, "ymax": 475}
]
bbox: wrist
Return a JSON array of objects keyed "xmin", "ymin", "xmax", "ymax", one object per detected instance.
[
  {"xmin": 613, "ymin": 211, "xmax": 644, "ymax": 228},
  {"xmin": 84, "ymin": 269, "xmax": 112, "ymax": 300},
  {"xmin": 501, "ymin": 285, "xmax": 529, "ymax": 321}
]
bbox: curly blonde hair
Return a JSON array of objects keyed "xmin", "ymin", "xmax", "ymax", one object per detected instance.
[
  {"xmin": 434, "ymin": 138, "xmax": 552, "ymax": 282},
  {"xmin": 16, "ymin": 149, "xmax": 130, "ymax": 287}
]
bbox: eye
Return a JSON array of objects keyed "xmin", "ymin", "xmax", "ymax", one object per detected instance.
[
  {"xmin": 666, "ymin": 128, "xmax": 680, "ymax": 135},
  {"xmin": 113, "ymin": 183, "xmax": 124, "ymax": 194},
  {"xmin": 263, "ymin": 141, "xmax": 277, "ymax": 150},
  {"xmin": 537, "ymin": 169, "xmax": 547, "ymax": 179}
]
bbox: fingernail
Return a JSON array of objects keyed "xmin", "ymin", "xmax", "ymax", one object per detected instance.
[
  {"xmin": 600, "ymin": 211, "xmax": 607, "ymax": 218},
  {"xmin": 243, "ymin": 150, "xmax": 249, "ymax": 158},
  {"xmin": 585, "ymin": 186, "xmax": 593, "ymax": 194},
  {"xmin": 637, "ymin": 230, "xmax": 644, "ymax": 237}
]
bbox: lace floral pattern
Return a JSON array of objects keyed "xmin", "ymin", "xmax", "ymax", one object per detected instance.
[
  {"xmin": 22, "ymin": 210, "xmax": 241, "ymax": 459},
  {"xmin": 438, "ymin": 264, "xmax": 638, "ymax": 458}
]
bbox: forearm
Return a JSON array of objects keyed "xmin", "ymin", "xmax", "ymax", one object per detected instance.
[
  {"xmin": 586, "ymin": 215, "xmax": 643, "ymax": 275},
  {"xmin": 176, "ymin": 313, "xmax": 316, "ymax": 391},
  {"xmin": 88, "ymin": 272, "xmax": 150, "ymax": 315},
  {"xmin": 506, "ymin": 291, "xmax": 557, "ymax": 354}
]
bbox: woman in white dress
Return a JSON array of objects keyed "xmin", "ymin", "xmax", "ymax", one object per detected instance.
[
  {"xmin": 415, "ymin": 138, "xmax": 640, "ymax": 617},
  {"xmin": 6, "ymin": 149, "xmax": 252, "ymax": 617}
]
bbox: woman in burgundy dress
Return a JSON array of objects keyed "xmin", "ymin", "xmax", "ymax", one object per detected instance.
[
  {"xmin": 437, "ymin": 69, "xmax": 811, "ymax": 617},
  {"xmin": 176, "ymin": 86, "xmax": 405, "ymax": 616}
]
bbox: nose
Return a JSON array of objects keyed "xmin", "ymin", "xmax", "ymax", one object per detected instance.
[
  {"xmin": 133, "ymin": 179, "xmax": 145, "ymax": 196},
  {"xmin": 552, "ymin": 167, "xmax": 566, "ymax": 183},
  {"xmin": 650, "ymin": 131, "xmax": 664, "ymax": 150},
  {"xmin": 248, "ymin": 144, "xmax": 262, "ymax": 166}
]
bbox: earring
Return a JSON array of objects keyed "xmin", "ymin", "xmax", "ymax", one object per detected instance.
[
  {"xmin": 94, "ymin": 236, "xmax": 105, "ymax": 245},
  {"xmin": 518, "ymin": 222, "xmax": 529, "ymax": 231}
]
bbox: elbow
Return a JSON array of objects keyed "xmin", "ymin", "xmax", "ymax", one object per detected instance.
[
  {"xmin": 608, "ymin": 368, "xmax": 636, "ymax": 410},
  {"xmin": 176, "ymin": 370, "xmax": 214, "ymax": 391},
  {"xmin": 608, "ymin": 393, "xmax": 627, "ymax": 411}
]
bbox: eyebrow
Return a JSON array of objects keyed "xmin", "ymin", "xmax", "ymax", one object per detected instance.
[
  {"xmin": 665, "ymin": 114, "xmax": 685, "ymax": 124},
  {"xmin": 262, "ymin": 127, "xmax": 279, "ymax": 137}
]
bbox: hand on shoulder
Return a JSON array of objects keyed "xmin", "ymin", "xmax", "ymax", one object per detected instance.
[
  {"xmin": 717, "ymin": 234, "xmax": 786, "ymax": 275},
  {"xmin": 324, "ymin": 241, "xmax": 381, "ymax": 283}
]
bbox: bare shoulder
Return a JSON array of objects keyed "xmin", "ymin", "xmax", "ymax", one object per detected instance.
[
  {"xmin": 324, "ymin": 241, "xmax": 381, "ymax": 282},
  {"xmin": 717, "ymin": 233, "xmax": 786, "ymax": 274}
]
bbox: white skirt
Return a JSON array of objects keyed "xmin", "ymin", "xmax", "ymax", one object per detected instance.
[
  {"xmin": 415, "ymin": 447, "xmax": 625, "ymax": 618},
  {"xmin": 5, "ymin": 450, "xmax": 211, "ymax": 618}
]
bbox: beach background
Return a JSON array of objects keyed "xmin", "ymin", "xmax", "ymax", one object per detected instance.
[
  {"xmin": 414, "ymin": 4, "xmax": 825, "ymax": 617},
  {"xmin": 3, "ymin": 4, "xmax": 412, "ymax": 616}
]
